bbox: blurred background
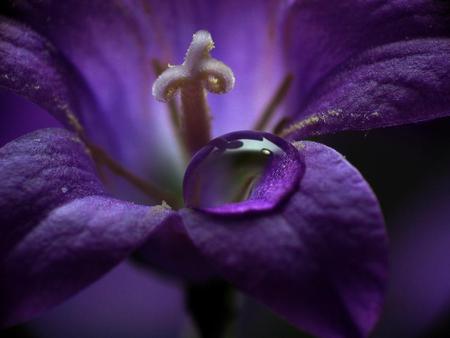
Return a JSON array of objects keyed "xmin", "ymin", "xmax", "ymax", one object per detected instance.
[{"xmin": 1, "ymin": 85, "xmax": 450, "ymax": 338}]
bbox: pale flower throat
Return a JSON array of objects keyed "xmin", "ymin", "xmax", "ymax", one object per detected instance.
[
  {"xmin": 62, "ymin": 31, "xmax": 292, "ymax": 209},
  {"xmin": 150, "ymin": 30, "xmax": 294, "ymax": 209},
  {"xmin": 152, "ymin": 30, "xmax": 235, "ymax": 156}
]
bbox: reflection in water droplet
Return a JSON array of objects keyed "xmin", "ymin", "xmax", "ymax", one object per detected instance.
[
  {"xmin": 183, "ymin": 132, "xmax": 299, "ymax": 212},
  {"xmin": 261, "ymin": 148, "xmax": 272, "ymax": 156}
]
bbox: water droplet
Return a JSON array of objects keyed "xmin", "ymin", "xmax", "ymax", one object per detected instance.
[{"xmin": 183, "ymin": 131, "xmax": 302, "ymax": 214}]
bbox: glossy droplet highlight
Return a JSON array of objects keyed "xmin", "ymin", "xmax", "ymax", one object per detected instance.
[
  {"xmin": 261, "ymin": 148, "xmax": 272, "ymax": 156},
  {"xmin": 183, "ymin": 131, "xmax": 303, "ymax": 215}
]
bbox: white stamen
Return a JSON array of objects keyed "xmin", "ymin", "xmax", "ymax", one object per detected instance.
[{"xmin": 152, "ymin": 30, "xmax": 235, "ymax": 102}]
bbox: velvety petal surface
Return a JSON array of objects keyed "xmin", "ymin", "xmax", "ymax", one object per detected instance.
[
  {"xmin": 0, "ymin": 9, "xmax": 172, "ymax": 185},
  {"xmin": 280, "ymin": 0, "xmax": 450, "ymax": 139},
  {"xmin": 0, "ymin": 89, "xmax": 60, "ymax": 147},
  {"xmin": 0, "ymin": 16, "xmax": 98, "ymax": 132},
  {"xmin": 3, "ymin": 0, "xmax": 287, "ymax": 141},
  {"xmin": 28, "ymin": 262, "xmax": 184, "ymax": 338},
  {"xmin": 136, "ymin": 216, "xmax": 217, "ymax": 282},
  {"xmin": 181, "ymin": 141, "xmax": 388, "ymax": 338},
  {"xmin": 0, "ymin": 128, "xmax": 174, "ymax": 327}
]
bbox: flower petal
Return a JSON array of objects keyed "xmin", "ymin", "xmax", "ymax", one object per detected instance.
[
  {"xmin": 5, "ymin": 0, "xmax": 287, "ymax": 135},
  {"xmin": 1, "ymin": 5, "xmax": 179, "ymax": 183},
  {"xmin": 281, "ymin": 1, "xmax": 450, "ymax": 139},
  {"xmin": 0, "ymin": 128, "xmax": 174, "ymax": 327},
  {"xmin": 0, "ymin": 89, "xmax": 60, "ymax": 146},
  {"xmin": 0, "ymin": 15, "xmax": 125, "ymax": 158},
  {"xmin": 181, "ymin": 141, "xmax": 388, "ymax": 338},
  {"xmin": 138, "ymin": 130, "xmax": 303, "ymax": 281},
  {"xmin": 0, "ymin": 16, "xmax": 95, "ymax": 126},
  {"xmin": 136, "ymin": 215, "xmax": 217, "ymax": 282}
]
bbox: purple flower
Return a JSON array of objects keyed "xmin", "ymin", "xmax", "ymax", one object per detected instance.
[{"xmin": 0, "ymin": 1, "xmax": 449, "ymax": 337}]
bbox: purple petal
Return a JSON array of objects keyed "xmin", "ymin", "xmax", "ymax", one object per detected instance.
[
  {"xmin": 281, "ymin": 1, "xmax": 450, "ymax": 139},
  {"xmin": 181, "ymin": 141, "xmax": 388, "ymax": 338},
  {"xmin": 0, "ymin": 128, "xmax": 174, "ymax": 327},
  {"xmin": 0, "ymin": 16, "xmax": 123, "ymax": 159},
  {"xmin": 0, "ymin": 16, "xmax": 96, "ymax": 127},
  {"xmin": 6, "ymin": 0, "xmax": 287, "ymax": 137},
  {"xmin": 138, "ymin": 131, "xmax": 303, "ymax": 280},
  {"xmin": 29, "ymin": 263, "xmax": 184, "ymax": 338},
  {"xmin": 1, "ymin": 6, "xmax": 178, "ymax": 182},
  {"xmin": 0, "ymin": 10, "xmax": 177, "ymax": 204},
  {"xmin": 137, "ymin": 214, "xmax": 217, "ymax": 282},
  {"xmin": 0, "ymin": 89, "xmax": 60, "ymax": 146}
]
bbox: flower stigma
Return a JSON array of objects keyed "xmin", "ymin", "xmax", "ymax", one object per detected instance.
[{"xmin": 152, "ymin": 30, "xmax": 235, "ymax": 156}]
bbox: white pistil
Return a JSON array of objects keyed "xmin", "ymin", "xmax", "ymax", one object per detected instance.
[{"xmin": 152, "ymin": 30, "xmax": 235, "ymax": 155}]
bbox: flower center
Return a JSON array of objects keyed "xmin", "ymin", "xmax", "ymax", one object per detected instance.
[
  {"xmin": 65, "ymin": 31, "xmax": 295, "ymax": 210},
  {"xmin": 150, "ymin": 30, "xmax": 298, "ymax": 211},
  {"xmin": 153, "ymin": 30, "xmax": 235, "ymax": 156}
]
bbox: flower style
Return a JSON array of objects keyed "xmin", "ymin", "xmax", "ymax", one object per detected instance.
[{"xmin": 0, "ymin": 1, "xmax": 449, "ymax": 338}]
